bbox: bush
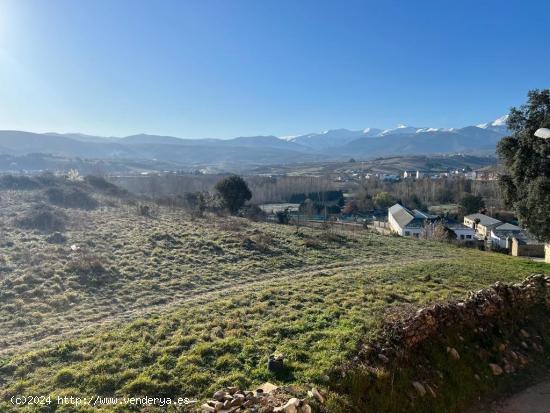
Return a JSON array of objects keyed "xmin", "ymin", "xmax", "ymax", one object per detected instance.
[
  {"xmin": 275, "ymin": 209, "xmax": 290, "ymax": 224},
  {"xmin": 34, "ymin": 172, "xmax": 59, "ymax": 187},
  {"xmin": 183, "ymin": 192, "xmax": 206, "ymax": 217},
  {"xmin": 136, "ymin": 203, "xmax": 153, "ymax": 217},
  {"xmin": 45, "ymin": 187, "xmax": 99, "ymax": 210},
  {"xmin": 16, "ymin": 204, "xmax": 67, "ymax": 233},
  {"xmin": 241, "ymin": 204, "xmax": 266, "ymax": 222},
  {"xmin": 84, "ymin": 175, "xmax": 127, "ymax": 197},
  {"xmin": 66, "ymin": 254, "xmax": 110, "ymax": 286},
  {"xmin": 54, "ymin": 368, "xmax": 77, "ymax": 387},
  {"xmin": 0, "ymin": 175, "xmax": 41, "ymax": 190},
  {"xmin": 46, "ymin": 232, "xmax": 67, "ymax": 244}
]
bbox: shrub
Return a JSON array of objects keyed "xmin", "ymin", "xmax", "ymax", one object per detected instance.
[
  {"xmin": 0, "ymin": 175, "xmax": 41, "ymax": 190},
  {"xmin": 240, "ymin": 204, "xmax": 266, "ymax": 222},
  {"xmin": 16, "ymin": 204, "xmax": 67, "ymax": 233},
  {"xmin": 45, "ymin": 187, "xmax": 99, "ymax": 210},
  {"xmin": 275, "ymin": 208, "xmax": 290, "ymax": 224},
  {"xmin": 55, "ymin": 368, "xmax": 77, "ymax": 386},
  {"xmin": 66, "ymin": 255, "xmax": 110, "ymax": 286},
  {"xmin": 84, "ymin": 175, "xmax": 128, "ymax": 197},
  {"xmin": 183, "ymin": 192, "xmax": 206, "ymax": 217},
  {"xmin": 34, "ymin": 172, "xmax": 59, "ymax": 187},
  {"xmin": 136, "ymin": 203, "xmax": 153, "ymax": 217},
  {"xmin": 46, "ymin": 232, "xmax": 67, "ymax": 244}
]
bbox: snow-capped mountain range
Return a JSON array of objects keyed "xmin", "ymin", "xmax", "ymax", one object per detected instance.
[
  {"xmin": 284, "ymin": 115, "xmax": 509, "ymax": 150},
  {"xmin": 0, "ymin": 116, "xmax": 510, "ymax": 169}
]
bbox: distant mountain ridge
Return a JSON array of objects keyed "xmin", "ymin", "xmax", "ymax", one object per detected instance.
[
  {"xmin": 0, "ymin": 116, "xmax": 509, "ymax": 170},
  {"xmin": 285, "ymin": 115, "xmax": 509, "ymax": 150}
]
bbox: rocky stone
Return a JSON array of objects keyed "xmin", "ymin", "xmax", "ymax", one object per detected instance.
[
  {"xmin": 447, "ymin": 347, "xmax": 460, "ymax": 360},
  {"xmin": 520, "ymin": 329, "xmax": 530, "ymax": 338},
  {"xmin": 489, "ymin": 363, "xmax": 503, "ymax": 376},
  {"xmin": 213, "ymin": 391, "xmax": 226, "ymax": 402},
  {"xmin": 504, "ymin": 362, "xmax": 515, "ymax": 374},
  {"xmin": 231, "ymin": 394, "xmax": 245, "ymax": 406},
  {"xmin": 257, "ymin": 382, "xmax": 278, "ymax": 393},
  {"xmin": 518, "ymin": 353, "xmax": 530, "ymax": 365},
  {"xmin": 201, "ymin": 403, "xmax": 216, "ymax": 412},
  {"xmin": 412, "ymin": 381, "xmax": 426, "ymax": 396},
  {"xmin": 310, "ymin": 387, "xmax": 325, "ymax": 404},
  {"xmin": 426, "ymin": 384, "xmax": 437, "ymax": 398},
  {"xmin": 378, "ymin": 353, "xmax": 389, "ymax": 363},
  {"xmin": 274, "ymin": 398, "xmax": 300, "ymax": 413},
  {"xmin": 300, "ymin": 404, "xmax": 312, "ymax": 413}
]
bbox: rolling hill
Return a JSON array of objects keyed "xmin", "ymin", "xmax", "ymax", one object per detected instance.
[
  {"xmin": 0, "ymin": 117, "xmax": 509, "ymax": 171},
  {"xmin": 0, "ymin": 179, "xmax": 547, "ymax": 413}
]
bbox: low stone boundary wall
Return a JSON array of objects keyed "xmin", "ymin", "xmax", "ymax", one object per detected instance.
[{"xmin": 331, "ymin": 274, "xmax": 550, "ymax": 413}]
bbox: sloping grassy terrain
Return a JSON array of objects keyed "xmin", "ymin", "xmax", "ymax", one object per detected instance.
[
  {"xmin": 0, "ymin": 187, "xmax": 473, "ymax": 356},
  {"xmin": 0, "ymin": 180, "xmax": 548, "ymax": 412}
]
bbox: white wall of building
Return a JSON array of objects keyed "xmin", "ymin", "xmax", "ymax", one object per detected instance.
[
  {"xmin": 453, "ymin": 227, "xmax": 475, "ymax": 241},
  {"xmin": 388, "ymin": 213, "xmax": 404, "ymax": 235}
]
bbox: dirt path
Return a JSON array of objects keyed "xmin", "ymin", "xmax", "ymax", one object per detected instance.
[{"xmin": 467, "ymin": 375, "xmax": 550, "ymax": 413}]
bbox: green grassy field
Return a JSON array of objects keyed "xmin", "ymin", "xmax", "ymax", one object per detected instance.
[{"xmin": 0, "ymin": 182, "xmax": 548, "ymax": 412}]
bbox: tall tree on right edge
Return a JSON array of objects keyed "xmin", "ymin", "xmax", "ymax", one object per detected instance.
[{"xmin": 497, "ymin": 89, "xmax": 550, "ymax": 241}]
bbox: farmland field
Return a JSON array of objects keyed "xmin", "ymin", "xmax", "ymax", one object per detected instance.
[{"xmin": 0, "ymin": 181, "xmax": 548, "ymax": 412}]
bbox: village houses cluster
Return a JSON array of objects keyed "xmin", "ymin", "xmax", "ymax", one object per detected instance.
[
  {"xmin": 388, "ymin": 204, "xmax": 546, "ymax": 259},
  {"xmin": 336, "ymin": 168, "xmax": 498, "ymax": 183}
]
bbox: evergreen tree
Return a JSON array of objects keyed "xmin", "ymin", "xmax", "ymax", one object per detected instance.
[
  {"xmin": 215, "ymin": 175, "xmax": 252, "ymax": 214},
  {"xmin": 497, "ymin": 89, "xmax": 550, "ymax": 241}
]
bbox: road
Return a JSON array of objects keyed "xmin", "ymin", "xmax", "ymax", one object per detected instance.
[{"xmin": 467, "ymin": 375, "xmax": 550, "ymax": 413}]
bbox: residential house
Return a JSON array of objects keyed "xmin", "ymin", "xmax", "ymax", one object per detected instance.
[
  {"xmin": 388, "ymin": 204, "xmax": 438, "ymax": 237},
  {"xmin": 444, "ymin": 222, "xmax": 476, "ymax": 242},
  {"xmin": 490, "ymin": 223, "xmax": 523, "ymax": 249},
  {"xmin": 463, "ymin": 213, "xmax": 502, "ymax": 238}
]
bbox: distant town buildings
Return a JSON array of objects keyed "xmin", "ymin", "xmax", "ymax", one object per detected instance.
[
  {"xmin": 400, "ymin": 169, "xmax": 498, "ymax": 181},
  {"xmin": 463, "ymin": 213, "xmax": 545, "ymax": 257},
  {"xmin": 336, "ymin": 166, "xmax": 498, "ymax": 184}
]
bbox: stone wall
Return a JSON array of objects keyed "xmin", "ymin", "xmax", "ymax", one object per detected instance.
[
  {"xmin": 331, "ymin": 274, "xmax": 550, "ymax": 413},
  {"xmin": 511, "ymin": 240, "xmax": 545, "ymax": 257}
]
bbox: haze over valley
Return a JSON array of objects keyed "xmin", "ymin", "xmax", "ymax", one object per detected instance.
[{"xmin": 0, "ymin": 116, "xmax": 509, "ymax": 172}]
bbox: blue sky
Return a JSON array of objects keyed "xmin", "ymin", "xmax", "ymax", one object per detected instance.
[{"xmin": 0, "ymin": 0, "xmax": 548, "ymax": 138}]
